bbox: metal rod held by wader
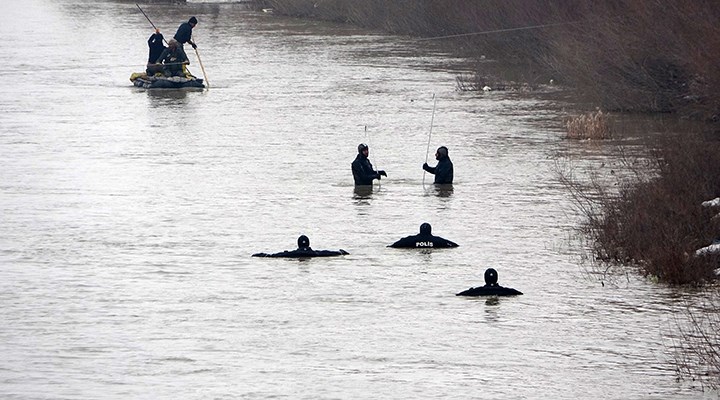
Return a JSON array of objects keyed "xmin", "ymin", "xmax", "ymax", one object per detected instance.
[{"xmin": 423, "ymin": 93, "xmax": 437, "ymax": 186}]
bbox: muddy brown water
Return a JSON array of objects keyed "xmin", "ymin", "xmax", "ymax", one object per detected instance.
[{"xmin": 1, "ymin": 1, "xmax": 716, "ymax": 399}]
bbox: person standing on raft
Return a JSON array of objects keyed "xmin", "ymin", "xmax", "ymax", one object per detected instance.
[
  {"xmin": 146, "ymin": 29, "xmax": 166, "ymax": 76},
  {"xmin": 174, "ymin": 16, "xmax": 198, "ymax": 50}
]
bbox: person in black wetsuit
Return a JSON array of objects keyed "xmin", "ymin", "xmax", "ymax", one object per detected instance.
[
  {"xmin": 423, "ymin": 146, "xmax": 453, "ymax": 184},
  {"xmin": 174, "ymin": 16, "xmax": 198, "ymax": 50},
  {"xmin": 388, "ymin": 223, "xmax": 458, "ymax": 248},
  {"xmin": 352, "ymin": 143, "xmax": 386, "ymax": 185},
  {"xmin": 252, "ymin": 235, "xmax": 349, "ymax": 258},
  {"xmin": 456, "ymin": 268, "xmax": 523, "ymax": 296},
  {"xmin": 146, "ymin": 29, "xmax": 166, "ymax": 76}
]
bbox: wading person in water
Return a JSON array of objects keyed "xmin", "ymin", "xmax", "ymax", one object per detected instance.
[
  {"xmin": 456, "ymin": 268, "xmax": 523, "ymax": 296},
  {"xmin": 388, "ymin": 223, "xmax": 458, "ymax": 248},
  {"xmin": 252, "ymin": 235, "xmax": 349, "ymax": 258},
  {"xmin": 423, "ymin": 146, "xmax": 453, "ymax": 184},
  {"xmin": 352, "ymin": 143, "xmax": 386, "ymax": 185}
]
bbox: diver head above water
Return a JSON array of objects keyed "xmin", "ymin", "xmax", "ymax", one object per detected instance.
[
  {"xmin": 436, "ymin": 146, "xmax": 448, "ymax": 160},
  {"xmin": 484, "ymin": 268, "xmax": 498, "ymax": 286},
  {"xmin": 297, "ymin": 235, "xmax": 310, "ymax": 249}
]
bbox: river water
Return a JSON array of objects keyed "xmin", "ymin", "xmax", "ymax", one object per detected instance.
[{"xmin": 1, "ymin": 1, "xmax": 716, "ymax": 399}]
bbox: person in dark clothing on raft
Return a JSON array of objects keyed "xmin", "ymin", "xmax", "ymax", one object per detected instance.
[
  {"xmin": 423, "ymin": 146, "xmax": 453, "ymax": 184},
  {"xmin": 388, "ymin": 223, "xmax": 458, "ymax": 248},
  {"xmin": 154, "ymin": 39, "xmax": 189, "ymax": 77},
  {"xmin": 352, "ymin": 143, "xmax": 386, "ymax": 185},
  {"xmin": 252, "ymin": 235, "xmax": 349, "ymax": 258},
  {"xmin": 456, "ymin": 268, "xmax": 523, "ymax": 296},
  {"xmin": 174, "ymin": 16, "xmax": 198, "ymax": 50},
  {"xmin": 146, "ymin": 29, "xmax": 166, "ymax": 76}
]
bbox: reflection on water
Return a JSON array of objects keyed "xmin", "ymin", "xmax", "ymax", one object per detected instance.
[
  {"xmin": 0, "ymin": 1, "xmax": 713, "ymax": 399},
  {"xmin": 485, "ymin": 297, "xmax": 501, "ymax": 307},
  {"xmin": 431, "ymin": 183, "xmax": 454, "ymax": 197},
  {"xmin": 144, "ymin": 88, "xmax": 194, "ymax": 101},
  {"xmin": 352, "ymin": 185, "xmax": 374, "ymax": 200}
]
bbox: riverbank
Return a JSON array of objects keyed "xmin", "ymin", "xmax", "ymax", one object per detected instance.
[{"xmin": 262, "ymin": 0, "xmax": 720, "ymax": 119}]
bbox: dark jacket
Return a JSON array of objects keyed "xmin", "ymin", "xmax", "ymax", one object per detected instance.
[
  {"xmin": 174, "ymin": 22, "xmax": 193, "ymax": 45},
  {"xmin": 389, "ymin": 233, "xmax": 458, "ymax": 249},
  {"xmin": 352, "ymin": 154, "xmax": 380, "ymax": 185},
  {"xmin": 423, "ymin": 156, "xmax": 453, "ymax": 184},
  {"xmin": 155, "ymin": 46, "xmax": 188, "ymax": 76},
  {"xmin": 252, "ymin": 247, "xmax": 349, "ymax": 258},
  {"xmin": 147, "ymin": 33, "xmax": 166, "ymax": 64},
  {"xmin": 456, "ymin": 285, "xmax": 523, "ymax": 296},
  {"xmin": 156, "ymin": 46, "xmax": 188, "ymax": 65}
]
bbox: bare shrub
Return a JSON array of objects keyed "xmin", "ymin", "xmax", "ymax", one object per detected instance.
[
  {"xmin": 565, "ymin": 110, "xmax": 611, "ymax": 140},
  {"xmin": 673, "ymin": 292, "xmax": 720, "ymax": 390},
  {"xmin": 560, "ymin": 135, "xmax": 720, "ymax": 285}
]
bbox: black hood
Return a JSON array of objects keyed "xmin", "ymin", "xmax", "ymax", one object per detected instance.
[
  {"xmin": 297, "ymin": 235, "xmax": 310, "ymax": 248},
  {"xmin": 436, "ymin": 146, "xmax": 448, "ymax": 160}
]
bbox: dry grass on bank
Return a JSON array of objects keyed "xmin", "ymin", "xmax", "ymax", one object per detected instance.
[
  {"xmin": 561, "ymin": 137, "xmax": 720, "ymax": 285},
  {"xmin": 565, "ymin": 110, "xmax": 611, "ymax": 140}
]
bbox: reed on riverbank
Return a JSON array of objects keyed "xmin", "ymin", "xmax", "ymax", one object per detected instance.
[{"xmin": 565, "ymin": 110, "xmax": 611, "ymax": 140}]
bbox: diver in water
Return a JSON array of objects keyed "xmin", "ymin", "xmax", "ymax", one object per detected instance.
[
  {"xmin": 423, "ymin": 146, "xmax": 453, "ymax": 184},
  {"xmin": 252, "ymin": 235, "xmax": 349, "ymax": 258},
  {"xmin": 388, "ymin": 223, "xmax": 458, "ymax": 248},
  {"xmin": 456, "ymin": 268, "xmax": 523, "ymax": 296},
  {"xmin": 352, "ymin": 143, "xmax": 386, "ymax": 185}
]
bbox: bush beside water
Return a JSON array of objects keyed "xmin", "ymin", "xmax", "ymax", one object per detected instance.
[{"xmin": 561, "ymin": 137, "xmax": 720, "ymax": 285}]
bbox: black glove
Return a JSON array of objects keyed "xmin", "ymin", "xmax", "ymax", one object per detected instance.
[
  {"xmin": 191, "ymin": 42, "xmax": 197, "ymax": 49},
  {"xmin": 378, "ymin": 170, "xmax": 387, "ymax": 177},
  {"xmin": 422, "ymin": 163, "xmax": 431, "ymax": 172}
]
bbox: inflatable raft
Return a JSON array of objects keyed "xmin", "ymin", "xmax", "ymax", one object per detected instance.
[{"xmin": 130, "ymin": 72, "xmax": 204, "ymax": 89}]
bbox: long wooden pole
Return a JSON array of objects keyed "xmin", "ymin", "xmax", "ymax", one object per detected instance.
[
  {"xmin": 136, "ymin": 4, "xmax": 166, "ymax": 44},
  {"xmin": 194, "ymin": 47, "xmax": 210, "ymax": 88}
]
